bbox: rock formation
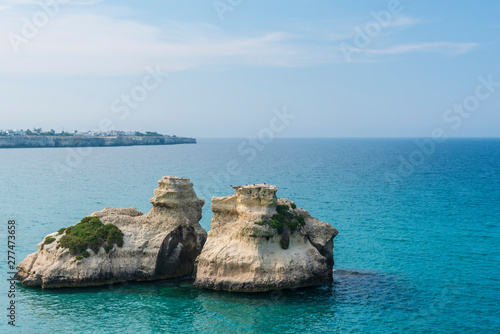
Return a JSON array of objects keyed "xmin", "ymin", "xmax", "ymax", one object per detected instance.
[
  {"xmin": 15, "ymin": 176, "xmax": 206, "ymax": 288},
  {"xmin": 0, "ymin": 135, "xmax": 196, "ymax": 148},
  {"xmin": 194, "ymin": 184, "xmax": 338, "ymax": 292}
]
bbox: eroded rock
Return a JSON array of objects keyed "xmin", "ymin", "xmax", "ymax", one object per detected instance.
[
  {"xmin": 194, "ymin": 184, "xmax": 338, "ymax": 292},
  {"xmin": 15, "ymin": 176, "xmax": 206, "ymax": 288}
]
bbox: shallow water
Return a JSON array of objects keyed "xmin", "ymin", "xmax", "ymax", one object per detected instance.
[{"xmin": 1, "ymin": 138, "xmax": 499, "ymax": 333}]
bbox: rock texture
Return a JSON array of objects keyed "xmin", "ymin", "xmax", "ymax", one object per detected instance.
[
  {"xmin": 194, "ymin": 184, "xmax": 338, "ymax": 292},
  {"xmin": 15, "ymin": 176, "xmax": 206, "ymax": 288}
]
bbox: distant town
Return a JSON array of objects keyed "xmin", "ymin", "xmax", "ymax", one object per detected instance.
[{"xmin": 0, "ymin": 128, "xmax": 178, "ymax": 138}]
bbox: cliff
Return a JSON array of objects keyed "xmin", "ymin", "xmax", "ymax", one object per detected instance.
[
  {"xmin": 194, "ymin": 184, "xmax": 338, "ymax": 292},
  {"xmin": 15, "ymin": 176, "xmax": 206, "ymax": 288},
  {"xmin": 0, "ymin": 136, "xmax": 196, "ymax": 148}
]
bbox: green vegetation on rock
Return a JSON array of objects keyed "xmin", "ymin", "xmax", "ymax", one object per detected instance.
[
  {"xmin": 41, "ymin": 236, "xmax": 56, "ymax": 250},
  {"xmin": 255, "ymin": 204, "xmax": 306, "ymax": 234},
  {"xmin": 44, "ymin": 236, "xmax": 56, "ymax": 245},
  {"xmin": 58, "ymin": 217, "xmax": 124, "ymax": 258},
  {"xmin": 255, "ymin": 204, "xmax": 306, "ymax": 250}
]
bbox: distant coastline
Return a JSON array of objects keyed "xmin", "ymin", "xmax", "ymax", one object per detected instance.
[{"xmin": 0, "ymin": 135, "xmax": 196, "ymax": 149}]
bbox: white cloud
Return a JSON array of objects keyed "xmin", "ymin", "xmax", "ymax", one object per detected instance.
[
  {"xmin": 0, "ymin": 9, "xmax": 479, "ymax": 77},
  {"xmin": 362, "ymin": 42, "xmax": 479, "ymax": 56},
  {"xmin": 0, "ymin": 13, "xmax": 344, "ymax": 76}
]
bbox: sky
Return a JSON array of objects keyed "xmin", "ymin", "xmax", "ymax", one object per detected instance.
[{"xmin": 0, "ymin": 0, "xmax": 499, "ymax": 137}]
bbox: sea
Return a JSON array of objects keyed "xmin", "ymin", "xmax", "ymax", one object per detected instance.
[{"xmin": 0, "ymin": 138, "xmax": 499, "ymax": 333}]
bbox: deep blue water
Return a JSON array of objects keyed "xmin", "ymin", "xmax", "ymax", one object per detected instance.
[{"xmin": 0, "ymin": 138, "xmax": 499, "ymax": 333}]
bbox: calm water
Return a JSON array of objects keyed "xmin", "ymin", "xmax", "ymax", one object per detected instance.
[{"xmin": 0, "ymin": 138, "xmax": 499, "ymax": 333}]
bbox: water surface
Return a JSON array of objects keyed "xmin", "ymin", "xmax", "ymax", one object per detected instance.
[{"xmin": 1, "ymin": 138, "xmax": 498, "ymax": 333}]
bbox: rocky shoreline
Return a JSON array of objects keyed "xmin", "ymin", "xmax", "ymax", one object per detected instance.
[
  {"xmin": 16, "ymin": 177, "xmax": 338, "ymax": 292},
  {"xmin": 0, "ymin": 136, "xmax": 196, "ymax": 149}
]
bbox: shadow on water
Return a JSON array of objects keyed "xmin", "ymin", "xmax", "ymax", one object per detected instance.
[
  {"xmin": 17, "ymin": 268, "xmax": 416, "ymax": 304},
  {"xmin": 15, "ymin": 269, "xmax": 421, "ymax": 333}
]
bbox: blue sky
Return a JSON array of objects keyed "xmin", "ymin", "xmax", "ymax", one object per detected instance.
[{"xmin": 0, "ymin": 0, "xmax": 498, "ymax": 137}]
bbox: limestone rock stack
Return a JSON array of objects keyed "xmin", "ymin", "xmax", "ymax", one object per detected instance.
[
  {"xmin": 15, "ymin": 176, "xmax": 207, "ymax": 288},
  {"xmin": 194, "ymin": 184, "xmax": 338, "ymax": 292}
]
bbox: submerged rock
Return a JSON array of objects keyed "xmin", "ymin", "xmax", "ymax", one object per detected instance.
[
  {"xmin": 15, "ymin": 176, "xmax": 207, "ymax": 288},
  {"xmin": 194, "ymin": 184, "xmax": 338, "ymax": 292}
]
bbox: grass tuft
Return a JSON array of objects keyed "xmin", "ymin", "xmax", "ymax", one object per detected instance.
[
  {"xmin": 44, "ymin": 236, "xmax": 56, "ymax": 245},
  {"xmin": 58, "ymin": 217, "xmax": 124, "ymax": 258}
]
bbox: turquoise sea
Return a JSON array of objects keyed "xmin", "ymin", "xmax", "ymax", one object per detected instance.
[{"xmin": 1, "ymin": 138, "xmax": 499, "ymax": 333}]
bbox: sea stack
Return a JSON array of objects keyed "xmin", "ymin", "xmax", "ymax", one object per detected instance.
[
  {"xmin": 194, "ymin": 184, "xmax": 338, "ymax": 292},
  {"xmin": 15, "ymin": 176, "xmax": 207, "ymax": 288}
]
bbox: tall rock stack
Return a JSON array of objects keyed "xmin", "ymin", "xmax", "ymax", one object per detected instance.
[
  {"xmin": 194, "ymin": 184, "xmax": 338, "ymax": 292},
  {"xmin": 15, "ymin": 176, "xmax": 207, "ymax": 288}
]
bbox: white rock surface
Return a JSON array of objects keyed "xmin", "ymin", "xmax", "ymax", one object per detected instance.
[
  {"xmin": 194, "ymin": 184, "xmax": 338, "ymax": 292},
  {"xmin": 15, "ymin": 176, "xmax": 207, "ymax": 288}
]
